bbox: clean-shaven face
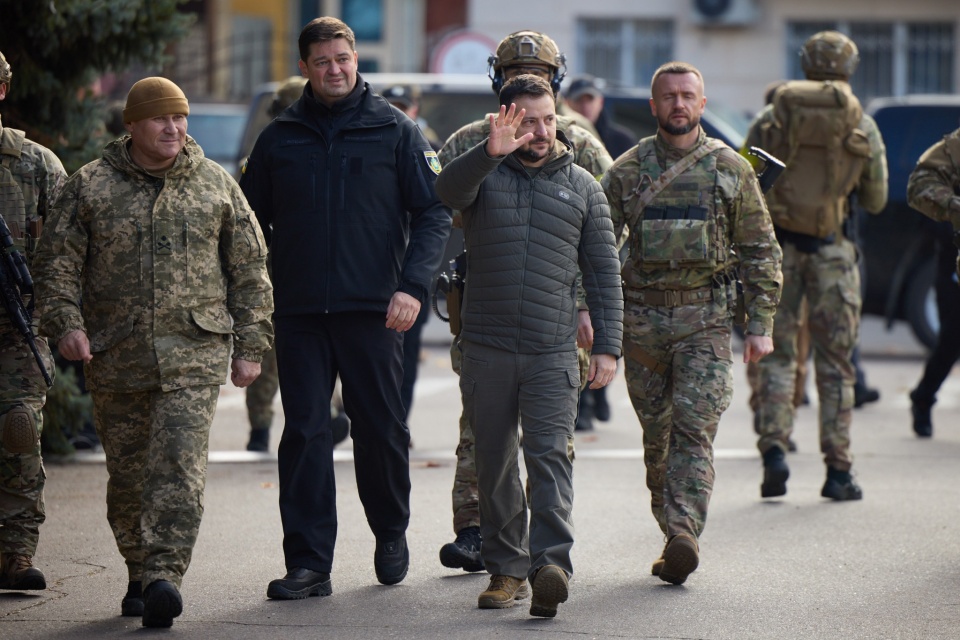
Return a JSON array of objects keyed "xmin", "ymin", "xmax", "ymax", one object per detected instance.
[{"xmin": 299, "ymin": 38, "xmax": 359, "ymax": 106}]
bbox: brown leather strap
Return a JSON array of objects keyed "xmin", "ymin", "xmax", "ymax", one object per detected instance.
[
  {"xmin": 624, "ymin": 340, "xmax": 670, "ymax": 376},
  {"xmin": 623, "ymin": 285, "xmax": 714, "ymax": 307}
]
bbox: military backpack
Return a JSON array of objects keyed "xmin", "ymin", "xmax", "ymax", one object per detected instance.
[{"xmin": 759, "ymin": 79, "xmax": 871, "ymax": 239}]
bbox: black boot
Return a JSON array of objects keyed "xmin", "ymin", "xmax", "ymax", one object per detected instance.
[
  {"xmin": 121, "ymin": 580, "xmax": 144, "ymax": 617},
  {"xmin": 760, "ymin": 446, "xmax": 789, "ymax": 498},
  {"xmin": 246, "ymin": 428, "xmax": 270, "ymax": 452},
  {"xmin": 821, "ymin": 466, "xmax": 863, "ymax": 501},
  {"xmin": 592, "ymin": 387, "xmax": 611, "ymax": 422},
  {"xmin": 909, "ymin": 390, "xmax": 933, "ymax": 438},
  {"xmin": 142, "ymin": 580, "xmax": 182, "ymax": 628},
  {"xmin": 575, "ymin": 389, "xmax": 594, "ymax": 432},
  {"xmin": 854, "ymin": 383, "xmax": 880, "ymax": 408},
  {"xmin": 439, "ymin": 525, "xmax": 484, "ymax": 572}
]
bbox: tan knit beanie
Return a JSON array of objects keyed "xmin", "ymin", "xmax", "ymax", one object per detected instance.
[{"xmin": 122, "ymin": 77, "xmax": 190, "ymax": 123}]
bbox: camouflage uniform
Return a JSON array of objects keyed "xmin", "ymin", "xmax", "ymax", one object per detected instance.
[
  {"xmin": 33, "ymin": 136, "xmax": 273, "ymax": 590},
  {"xmin": 906, "ymin": 127, "xmax": 960, "ymax": 226},
  {"xmin": 602, "ymin": 128, "xmax": 781, "ymax": 541},
  {"xmin": 438, "ymin": 115, "xmax": 612, "ymax": 534},
  {"xmin": 0, "ymin": 116, "xmax": 65, "ymax": 566},
  {"xmin": 746, "ymin": 101, "xmax": 888, "ymax": 474},
  {"xmin": 904, "ymin": 128, "xmax": 960, "ymax": 435}
]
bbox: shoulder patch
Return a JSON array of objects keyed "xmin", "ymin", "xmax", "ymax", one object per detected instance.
[{"xmin": 424, "ymin": 150, "xmax": 441, "ymax": 175}]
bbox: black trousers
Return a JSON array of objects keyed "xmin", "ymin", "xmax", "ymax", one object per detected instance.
[
  {"xmin": 400, "ymin": 306, "xmax": 429, "ymax": 418},
  {"xmin": 274, "ymin": 312, "xmax": 411, "ymax": 573},
  {"xmin": 913, "ymin": 232, "xmax": 960, "ymax": 405}
]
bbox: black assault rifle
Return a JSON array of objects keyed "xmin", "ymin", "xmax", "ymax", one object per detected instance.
[
  {"xmin": 432, "ymin": 250, "xmax": 466, "ymax": 336},
  {"xmin": 747, "ymin": 146, "xmax": 786, "ymax": 194},
  {"xmin": 0, "ymin": 212, "xmax": 53, "ymax": 387}
]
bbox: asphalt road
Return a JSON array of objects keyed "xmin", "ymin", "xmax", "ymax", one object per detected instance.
[{"xmin": 2, "ymin": 318, "xmax": 958, "ymax": 639}]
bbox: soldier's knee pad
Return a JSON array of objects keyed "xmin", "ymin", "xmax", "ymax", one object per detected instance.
[{"xmin": 2, "ymin": 406, "xmax": 39, "ymax": 454}]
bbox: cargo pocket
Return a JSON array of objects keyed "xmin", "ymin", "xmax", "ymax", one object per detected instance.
[
  {"xmin": 833, "ymin": 279, "xmax": 861, "ymax": 352},
  {"xmin": 189, "ymin": 305, "xmax": 234, "ymax": 341}
]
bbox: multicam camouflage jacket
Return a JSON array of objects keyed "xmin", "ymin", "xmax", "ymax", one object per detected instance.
[
  {"xmin": 602, "ymin": 128, "xmax": 782, "ymax": 337},
  {"xmin": 907, "ymin": 127, "xmax": 960, "ymax": 225},
  {"xmin": 33, "ymin": 137, "xmax": 274, "ymax": 392}
]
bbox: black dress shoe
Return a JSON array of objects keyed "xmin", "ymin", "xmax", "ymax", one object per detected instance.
[
  {"xmin": 142, "ymin": 580, "xmax": 182, "ymax": 628},
  {"xmin": 374, "ymin": 535, "xmax": 408, "ymax": 585},
  {"xmin": 266, "ymin": 567, "xmax": 332, "ymax": 600}
]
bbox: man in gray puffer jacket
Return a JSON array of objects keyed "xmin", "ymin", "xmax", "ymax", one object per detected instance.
[{"xmin": 435, "ymin": 74, "xmax": 622, "ymax": 619}]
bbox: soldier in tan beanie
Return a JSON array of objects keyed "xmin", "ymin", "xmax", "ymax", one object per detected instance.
[
  {"xmin": 122, "ymin": 77, "xmax": 190, "ymax": 172},
  {"xmin": 33, "ymin": 74, "xmax": 273, "ymax": 627}
]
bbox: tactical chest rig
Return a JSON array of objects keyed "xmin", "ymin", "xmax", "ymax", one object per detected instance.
[
  {"xmin": 0, "ymin": 127, "xmax": 30, "ymax": 255},
  {"xmin": 621, "ymin": 138, "xmax": 743, "ymax": 375},
  {"xmin": 625, "ymin": 137, "xmax": 732, "ymax": 280}
]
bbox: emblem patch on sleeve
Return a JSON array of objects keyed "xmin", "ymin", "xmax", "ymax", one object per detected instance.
[{"xmin": 424, "ymin": 150, "xmax": 442, "ymax": 175}]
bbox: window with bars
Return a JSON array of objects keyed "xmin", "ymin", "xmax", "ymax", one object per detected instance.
[
  {"xmin": 342, "ymin": 0, "xmax": 383, "ymax": 42},
  {"xmin": 577, "ymin": 18, "xmax": 674, "ymax": 89},
  {"xmin": 786, "ymin": 21, "xmax": 955, "ymax": 101}
]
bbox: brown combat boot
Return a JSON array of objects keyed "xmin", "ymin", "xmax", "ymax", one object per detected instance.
[
  {"xmin": 477, "ymin": 574, "xmax": 529, "ymax": 609},
  {"xmin": 651, "ymin": 545, "xmax": 666, "ymax": 576},
  {"xmin": 658, "ymin": 533, "xmax": 699, "ymax": 585},
  {"xmin": 529, "ymin": 565, "xmax": 569, "ymax": 618},
  {"xmin": 0, "ymin": 553, "xmax": 46, "ymax": 590}
]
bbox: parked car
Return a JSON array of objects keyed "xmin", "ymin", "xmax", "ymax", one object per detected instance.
[
  {"xmin": 859, "ymin": 95, "xmax": 960, "ymax": 350},
  {"xmin": 187, "ymin": 102, "xmax": 247, "ymax": 178}
]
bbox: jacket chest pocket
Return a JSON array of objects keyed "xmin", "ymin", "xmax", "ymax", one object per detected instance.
[{"xmin": 180, "ymin": 206, "xmax": 224, "ymax": 295}]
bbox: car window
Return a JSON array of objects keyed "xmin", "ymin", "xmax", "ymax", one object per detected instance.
[
  {"xmin": 874, "ymin": 105, "xmax": 960, "ymax": 200},
  {"xmin": 190, "ymin": 113, "xmax": 245, "ymax": 158}
]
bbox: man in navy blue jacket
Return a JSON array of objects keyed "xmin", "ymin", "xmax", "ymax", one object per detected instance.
[{"xmin": 239, "ymin": 16, "xmax": 451, "ymax": 599}]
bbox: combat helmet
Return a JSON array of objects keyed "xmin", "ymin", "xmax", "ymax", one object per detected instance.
[
  {"xmin": 800, "ymin": 31, "xmax": 859, "ymax": 80},
  {"xmin": 0, "ymin": 50, "xmax": 11, "ymax": 86},
  {"xmin": 487, "ymin": 30, "xmax": 567, "ymax": 95},
  {"xmin": 270, "ymin": 75, "xmax": 307, "ymax": 117}
]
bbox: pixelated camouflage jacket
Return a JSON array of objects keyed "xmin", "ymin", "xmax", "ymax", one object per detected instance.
[
  {"xmin": 34, "ymin": 136, "xmax": 274, "ymax": 392},
  {"xmin": 439, "ymin": 114, "xmax": 613, "ymax": 309},
  {"xmin": 0, "ymin": 117, "xmax": 66, "ymax": 335},
  {"xmin": 602, "ymin": 128, "xmax": 782, "ymax": 337},
  {"xmin": 745, "ymin": 100, "xmax": 889, "ymax": 215},
  {"xmin": 907, "ymin": 127, "xmax": 960, "ymax": 225}
]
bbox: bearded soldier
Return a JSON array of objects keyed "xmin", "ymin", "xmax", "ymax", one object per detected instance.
[{"xmin": 603, "ymin": 61, "xmax": 781, "ymax": 586}]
